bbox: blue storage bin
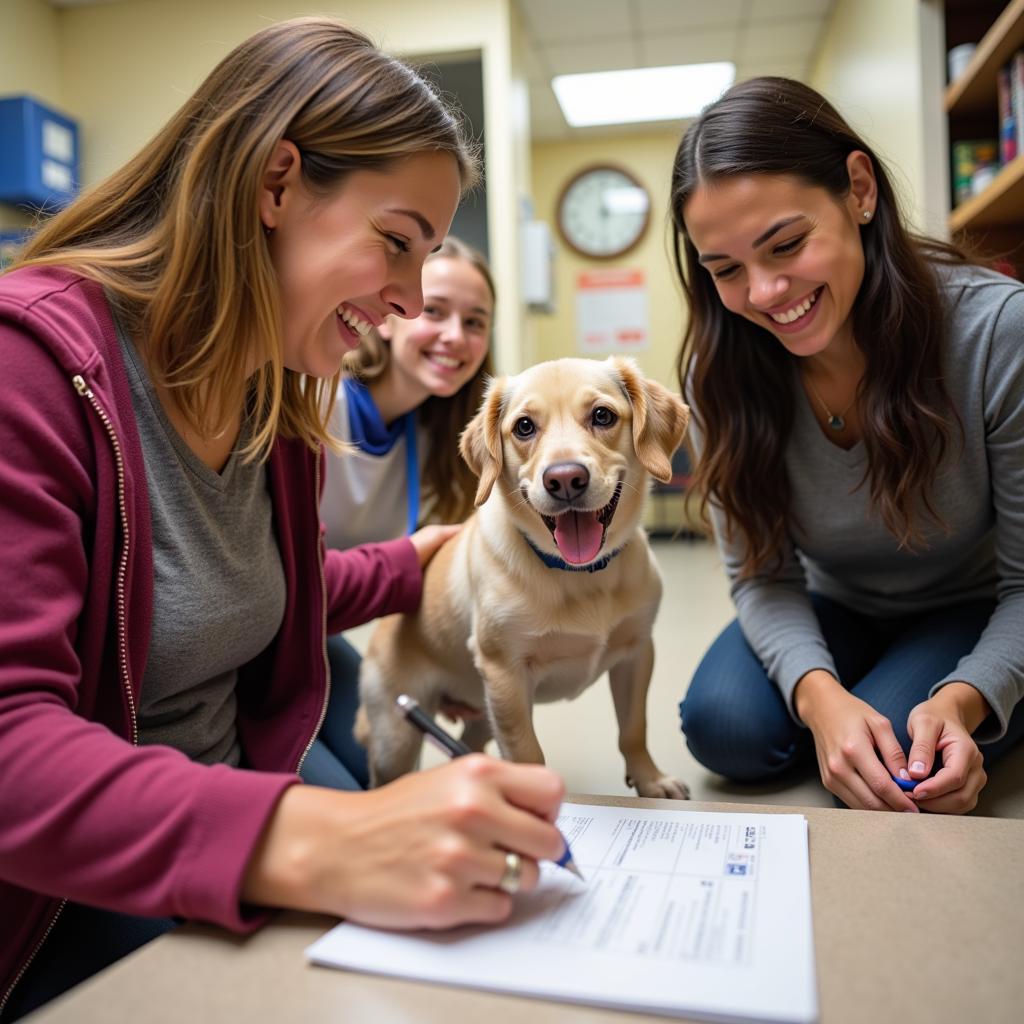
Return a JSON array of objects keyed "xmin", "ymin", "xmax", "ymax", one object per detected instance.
[{"xmin": 0, "ymin": 95, "xmax": 79, "ymax": 209}]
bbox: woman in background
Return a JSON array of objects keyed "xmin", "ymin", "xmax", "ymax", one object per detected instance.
[
  {"xmin": 305, "ymin": 235, "xmax": 494, "ymax": 789},
  {"xmin": 671, "ymin": 77, "xmax": 1024, "ymax": 814}
]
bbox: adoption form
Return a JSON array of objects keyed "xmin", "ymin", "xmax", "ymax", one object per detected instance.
[
  {"xmin": 530, "ymin": 811, "xmax": 766, "ymax": 964},
  {"xmin": 307, "ymin": 804, "xmax": 818, "ymax": 1024}
]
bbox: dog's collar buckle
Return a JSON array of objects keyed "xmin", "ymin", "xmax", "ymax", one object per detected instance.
[{"xmin": 521, "ymin": 533, "xmax": 625, "ymax": 573}]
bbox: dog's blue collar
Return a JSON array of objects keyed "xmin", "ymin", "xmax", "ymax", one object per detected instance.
[{"xmin": 521, "ymin": 532, "xmax": 625, "ymax": 573}]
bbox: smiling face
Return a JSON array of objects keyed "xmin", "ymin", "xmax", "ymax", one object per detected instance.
[
  {"xmin": 505, "ymin": 363, "xmax": 634, "ymax": 564},
  {"xmin": 261, "ymin": 148, "xmax": 462, "ymax": 379},
  {"xmin": 682, "ymin": 166, "xmax": 873, "ymax": 360},
  {"xmin": 460, "ymin": 357, "xmax": 688, "ymax": 566},
  {"xmin": 380, "ymin": 255, "xmax": 493, "ymax": 404}
]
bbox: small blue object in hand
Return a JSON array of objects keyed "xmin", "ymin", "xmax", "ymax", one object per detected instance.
[{"xmin": 892, "ymin": 774, "xmax": 918, "ymax": 792}]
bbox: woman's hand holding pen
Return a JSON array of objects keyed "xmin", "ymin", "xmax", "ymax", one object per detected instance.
[
  {"xmin": 241, "ymin": 755, "xmax": 566, "ymax": 930},
  {"xmin": 795, "ymin": 670, "xmax": 919, "ymax": 812}
]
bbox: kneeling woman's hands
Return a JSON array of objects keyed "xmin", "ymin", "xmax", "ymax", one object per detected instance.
[
  {"xmin": 242, "ymin": 755, "xmax": 566, "ymax": 929},
  {"xmin": 904, "ymin": 683, "xmax": 989, "ymax": 814},
  {"xmin": 795, "ymin": 670, "xmax": 919, "ymax": 812},
  {"xmin": 796, "ymin": 671, "xmax": 989, "ymax": 814}
]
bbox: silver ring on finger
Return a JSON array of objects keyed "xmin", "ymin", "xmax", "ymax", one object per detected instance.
[{"xmin": 497, "ymin": 851, "xmax": 522, "ymax": 895}]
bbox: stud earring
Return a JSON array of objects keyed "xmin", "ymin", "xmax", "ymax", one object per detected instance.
[{"xmin": 863, "ymin": 209, "xmax": 872, "ymax": 221}]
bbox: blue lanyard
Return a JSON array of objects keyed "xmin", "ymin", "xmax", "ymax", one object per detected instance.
[{"xmin": 404, "ymin": 414, "xmax": 419, "ymax": 535}]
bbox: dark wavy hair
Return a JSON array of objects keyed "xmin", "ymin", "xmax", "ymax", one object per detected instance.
[{"xmin": 671, "ymin": 76, "xmax": 966, "ymax": 577}]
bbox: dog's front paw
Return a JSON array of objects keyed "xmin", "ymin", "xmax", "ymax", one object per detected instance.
[{"xmin": 630, "ymin": 775, "xmax": 691, "ymax": 800}]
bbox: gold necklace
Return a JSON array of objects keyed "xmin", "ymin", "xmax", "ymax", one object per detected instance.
[{"xmin": 802, "ymin": 373, "xmax": 857, "ymax": 431}]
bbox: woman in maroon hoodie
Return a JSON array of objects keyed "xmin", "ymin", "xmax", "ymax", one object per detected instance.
[{"xmin": 0, "ymin": 18, "xmax": 565, "ymax": 1019}]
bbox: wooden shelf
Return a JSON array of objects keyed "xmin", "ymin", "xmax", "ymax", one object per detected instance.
[
  {"xmin": 945, "ymin": 0, "xmax": 1024, "ymax": 114},
  {"xmin": 945, "ymin": 0, "xmax": 1024, "ymax": 245},
  {"xmin": 949, "ymin": 152, "xmax": 1024, "ymax": 229}
]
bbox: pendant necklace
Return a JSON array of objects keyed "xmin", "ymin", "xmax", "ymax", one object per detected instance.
[{"xmin": 803, "ymin": 373, "xmax": 856, "ymax": 431}]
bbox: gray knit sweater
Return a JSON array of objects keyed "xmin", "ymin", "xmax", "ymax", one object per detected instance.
[{"xmin": 704, "ymin": 262, "xmax": 1024, "ymax": 741}]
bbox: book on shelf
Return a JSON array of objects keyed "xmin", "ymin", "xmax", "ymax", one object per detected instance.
[
  {"xmin": 1012, "ymin": 50, "xmax": 1024, "ymax": 160},
  {"xmin": 998, "ymin": 64, "xmax": 1017, "ymax": 165},
  {"xmin": 952, "ymin": 139, "xmax": 998, "ymax": 206}
]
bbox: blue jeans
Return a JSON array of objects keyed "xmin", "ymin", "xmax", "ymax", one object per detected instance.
[
  {"xmin": 299, "ymin": 633, "xmax": 369, "ymax": 791},
  {"xmin": 679, "ymin": 594, "xmax": 1024, "ymax": 783}
]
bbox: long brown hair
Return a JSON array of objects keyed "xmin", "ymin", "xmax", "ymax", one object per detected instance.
[
  {"xmin": 13, "ymin": 17, "xmax": 479, "ymax": 460},
  {"xmin": 671, "ymin": 77, "xmax": 965, "ymax": 577},
  {"xmin": 342, "ymin": 236, "xmax": 495, "ymax": 523}
]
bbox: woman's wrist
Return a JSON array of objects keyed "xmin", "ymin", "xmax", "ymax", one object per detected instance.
[
  {"xmin": 241, "ymin": 784, "xmax": 355, "ymax": 915},
  {"xmin": 926, "ymin": 682, "xmax": 991, "ymax": 734},
  {"xmin": 793, "ymin": 669, "xmax": 843, "ymax": 727}
]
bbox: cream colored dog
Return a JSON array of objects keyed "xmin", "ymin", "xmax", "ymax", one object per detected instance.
[{"xmin": 355, "ymin": 356, "xmax": 690, "ymax": 799}]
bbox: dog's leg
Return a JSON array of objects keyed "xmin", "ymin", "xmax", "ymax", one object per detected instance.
[
  {"xmin": 489, "ymin": 687, "xmax": 545, "ymax": 764},
  {"xmin": 609, "ymin": 638, "xmax": 690, "ymax": 799},
  {"xmin": 358, "ymin": 659, "xmax": 425, "ymax": 788},
  {"xmin": 475, "ymin": 653, "xmax": 546, "ymax": 764}
]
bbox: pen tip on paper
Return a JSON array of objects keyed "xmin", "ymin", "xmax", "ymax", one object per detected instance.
[{"xmin": 565, "ymin": 860, "xmax": 585, "ymax": 881}]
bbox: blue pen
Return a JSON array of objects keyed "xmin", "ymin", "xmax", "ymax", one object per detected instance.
[
  {"xmin": 395, "ymin": 694, "xmax": 585, "ymax": 881},
  {"xmin": 892, "ymin": 773, "xmax": 918, "ymax": 792}
]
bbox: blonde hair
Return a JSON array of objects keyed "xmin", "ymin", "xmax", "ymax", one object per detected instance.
[
  {"xmin": 343, "ymin": 236, "xmax": 495, "ymax": 523},
  {"xmin": 14, "ymin": 17, "xmax": 479, "ymax": 459}
]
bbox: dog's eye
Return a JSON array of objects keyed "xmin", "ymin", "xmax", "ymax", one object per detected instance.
[
  {"xmin": 512, "ymin": 416, "xmax": 536, "ymax": 439},
  {"xmin": 592, "ymin": 406, "xmax": 617, "ymax": 428}
]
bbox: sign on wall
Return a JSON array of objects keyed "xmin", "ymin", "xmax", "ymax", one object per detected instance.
[{"xmin": 575, "ymin": 268, "xmax": 649, "ymax": 354}]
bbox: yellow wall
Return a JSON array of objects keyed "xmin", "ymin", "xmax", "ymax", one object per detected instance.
[
  {"xmin": 810, "ymin": 0, "xmax": 935, "ymax": 233},
  {"xmin": 0, "ymin": 0, "xmax": 62, "ymax": 230},
  {"xmin": 0, "ymin": 0, "xmax": 61, "ymax": 110},
  {"xmin": 528, "ymin": 131, "xmax": 685, "ymax": 390}
]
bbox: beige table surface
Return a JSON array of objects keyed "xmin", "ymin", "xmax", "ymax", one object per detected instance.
[{"xmin": 26, "ymin": 795, "xmax": 1024, "ymax": 1024}]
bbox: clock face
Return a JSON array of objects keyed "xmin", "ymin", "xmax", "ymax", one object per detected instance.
[{"xmin": 557, "ymin": 165, "xmax": 650, "ymax": 259}]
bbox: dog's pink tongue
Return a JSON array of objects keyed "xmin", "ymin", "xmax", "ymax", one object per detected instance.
[{"xmin": 552, "ymin": 510, "xmax": 604, "ymax": 564}]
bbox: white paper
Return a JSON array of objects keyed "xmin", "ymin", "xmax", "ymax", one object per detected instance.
[
  {"xmin": 306, "ymin": 803, "xmax": 817, "ymax": 1023},
  {"xmin": 575, "ymin": 269, "xmax": 650, "ymax": 353}
]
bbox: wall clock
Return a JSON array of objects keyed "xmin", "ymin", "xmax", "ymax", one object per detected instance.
[{"xmin": 556, "ymin": 164, "xmax": 650, "ymax": 260}]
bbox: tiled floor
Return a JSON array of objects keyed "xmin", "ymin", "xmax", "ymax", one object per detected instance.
[{"xmin": 350, "ymin": 538, "xmax": 1024, "ymax": 818}]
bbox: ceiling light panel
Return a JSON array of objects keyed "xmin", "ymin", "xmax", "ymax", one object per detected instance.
[{"xmin": 552, "ymin": 62, "xmax": 735, "ymax": 128}]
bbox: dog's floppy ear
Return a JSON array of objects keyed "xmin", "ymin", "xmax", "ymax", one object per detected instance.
[
  {"xmin": 459, "ymin": 376, "xmax": 507, "ymax": 506},
  {"xmin": 610, "ymin": 356, "xmax": 690, "ymax": 483}
]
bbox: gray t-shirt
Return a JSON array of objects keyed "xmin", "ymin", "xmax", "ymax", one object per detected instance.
[
  {"xmin": 117, "ymin": 324, "xmax": 286, "ymax": 765},
  {"xmin": 703, "ymin": 262, "xmax": 1024, "ymax": 741}
]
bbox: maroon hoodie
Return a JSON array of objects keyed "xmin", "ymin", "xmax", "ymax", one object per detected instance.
[{"xmin": 0, "ymin": 267, "xmax": 422, "ymax": 1010}]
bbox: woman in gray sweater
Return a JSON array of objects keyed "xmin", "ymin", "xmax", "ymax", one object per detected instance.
[{"xmin": 671, "ymin": 77, "xmax": 1024, "ymax": 814}]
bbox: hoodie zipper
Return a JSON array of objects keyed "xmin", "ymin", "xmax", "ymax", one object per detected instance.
[
  {"xmin": 295, "ymin": 453, "xmax": 330, "ymax": 774},
  {"xmin": 71, "ymin": 374, "xmax": 139, "ymax": 741},
  {"xmin": 0, "ymin": 374, "xmax": 139, "ymax": 1018}
]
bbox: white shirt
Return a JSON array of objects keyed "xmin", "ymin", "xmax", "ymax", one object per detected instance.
[{"xmin": 320, "ymin": 384, "xmax": 426, "ymax": 550}]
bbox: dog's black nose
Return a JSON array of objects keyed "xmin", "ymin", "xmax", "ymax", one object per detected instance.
[{"xmin": 543, "ymin": 462, "xmax": 589, "ymax": 502}]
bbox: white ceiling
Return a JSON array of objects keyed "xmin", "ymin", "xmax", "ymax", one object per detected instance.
[
  {"xmin": 516, "ymin": 0, "xmax": 836, "ymax": 140},
  {"xmin": 47, "ymin": 0, "xmax": 836, "ymax": 141}
]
